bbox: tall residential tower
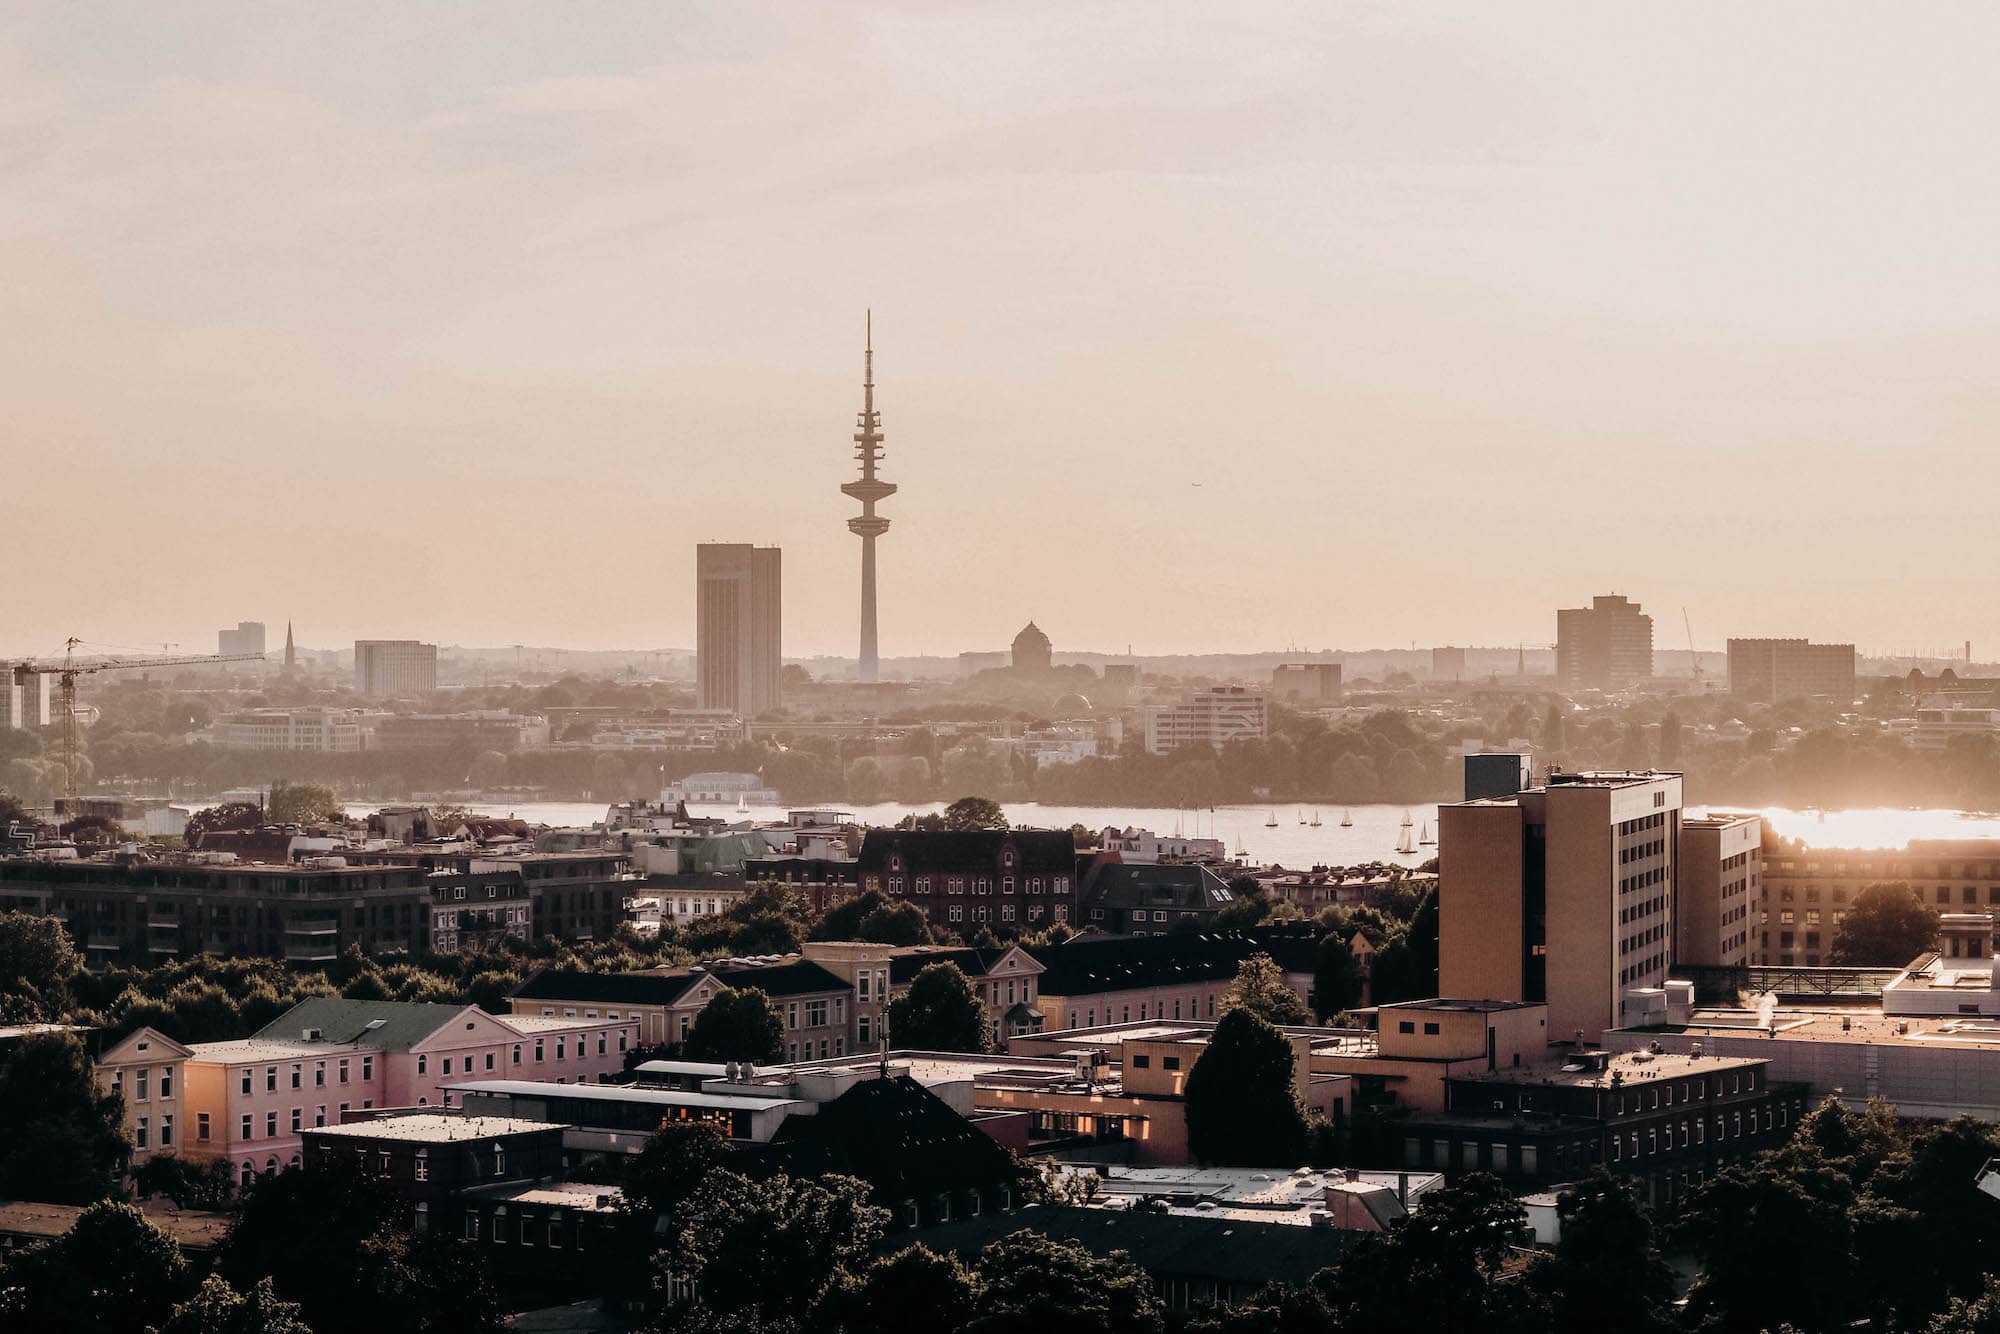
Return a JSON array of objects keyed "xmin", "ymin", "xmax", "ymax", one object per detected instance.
[
  {"xmin": 842, "ymin": 312, "xmax": 895, "ymax": 683},
  {"xmin": 695, "ymin": 543, "xmax": 782, "ymax": 717}
]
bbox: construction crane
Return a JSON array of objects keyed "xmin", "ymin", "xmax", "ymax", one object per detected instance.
[{"xmin": 13, "ymin": 638, "xmax": 263, "ymax": 820}]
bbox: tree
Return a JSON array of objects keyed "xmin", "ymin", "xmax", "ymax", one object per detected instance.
[
  {"xmin": 0, "ymin": 1031, "xmax": 128, "ymax": 1204},
  {"xmin": 0, "ymin": 1200, "xmax": 192, "ymax": 1333},
  {"xmin": 185, "ymin": 801, "xmax": 263, "ymax": 845},
  {"xmin": 221, "ymin": 1156, "xmax": 503, "ymax": 1334},
  {"xmin": 1929, "ymin": 1277, "xmax": 2000, "ymax": 1334},
  {"xmin": 1327, "ymin": 1173, "xmax": 1536, "ymax": 1332},
  {"xmin": 136, "ymin": 1154, "xmax": 238, "ymax": 1210},
  {"xmin": 941, "ymin": 796, "xmax": 1009, "ymax": 831},
  {"xmin": 267, "ymin": 782, "xmax": 341, "ymax": 825},
  {"xmin": 1183, "ymin": 1008, "xmax": 1309, "ymax": 1166},
  {"xmin": 657, "ymin": 1170, "xmax": 887, "ymax": 1329},
  {"xmin": 1311, "ymin": 934, "xmax": 1362, "ymax": 1021},
  {"xmin": 1831, "ymin": 882, "xmax": 1939, "ymax": 965},
  {"xmin": 966, "ymin": 1231, "xmax": 1164, "ymax": 1334},
  {"xmin": 1219, "ymin": 953, "xmax": 1310, "ymax": 1026},
  {"xmin": 1658, "ymin": 710, "xmax": 1683, "ymax": 769},
  {"xmin": 0, "ymin": 912, "xmax": 81, "ymax": 1019},
  {"xmin": 885, "ymin": 961, "xmax": 990, "ymax": 1052},
  {"xmin": 1523, "ymin": 1173, "xmax": 1677, "ymax": 1334},
  {"xmin": 845, "ymin": 757, "xmax": 885, "ymax": 805},
  {"xmin": 815, "ymin": 1245, "xmax": 977, "ymax": 1334},
  {"xmin": 622, "ymin": 1122, "xmax": 735, "ymax": 1221},
  {"xmin": 682, "ymin": 987, "xmax": 784, "ymax": 1063},
  {"xmin": 161, "ymin": 1276, "xmax": 314, "ymax": 1334},
  {"xmin": 856, "ymin": 898, "xmax": 930, "ymax": 945}
]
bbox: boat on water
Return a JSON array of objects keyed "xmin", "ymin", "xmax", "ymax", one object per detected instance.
[
  {"xmin": 1418, "ymin": 821, "xmax": 1435, "ymax": 846},
  {"xmin": 1309, "ymin": 810, "xmax": 1322, "ymax": 827},
  {"xmin": 1297, "ymin": 808, "xmax": 1308, "ymax": 825},
  {"xmin": 1264, "ymin": 811, "xmax": 1279, "ymax": 828},
  {"xmin": 1339, "ymin": 810, "xmax": 1353, "ymax": 827},
  {"xmin": 1396, "ymin": 826, "xmax": 1416, "ymax": 855},
  {"xmin": 1400, "ymin": 809, "xmax": 1414, "ymax": 829}
]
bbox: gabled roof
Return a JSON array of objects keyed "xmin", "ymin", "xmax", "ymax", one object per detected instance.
[
  {"xmin": 904, "ymin": 1203, "xmax": 1350, "ymax": 1285},
  {"xmin": 768, "ymin": 1073, "xmax": 1020, "ymax": 1200},
  {"xmin": 708, "ymin": 959, "xmax": 849, "ymax": 998},
  {"xmin": 252, "ymin": 998, "xmax": 473, "ymax": 1052},
  {"xmin": 1029, "ymin": 929, "xmax": 1318, "ymax": 998},
  {"xmin": 1082, "ymin": 862, "xmax": 1237, "ymax": 913},
  {"xmin": 96, "ymin": 1025, "xmax": 194, "ymax": 1065},
  {"xmin": 856, "ymin": 828, "xmax": 1076, "ymax": 875},
  {"xmin": 511, "ymin": 969, "xmax": 709, "ymax": 1007},
  {"xmin": 888, "ymin": 944, "xmax": 1042, "ymax": 986}
]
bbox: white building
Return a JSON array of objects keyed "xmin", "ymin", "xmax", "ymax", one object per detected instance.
[
  {"xmin": 662, "ymin": 772, "xmax": 781, "ymax": 806},
  {"xmin": 211, "ymin": 707, "xmax": 382, "ymax": 752},
  {"xmin": 1100, "ymin": 827, "xmax": 1228, "ymax": 863},
  {"xmin": 353, "ymin": 640, "xmax": 437, "ymax": 697},
  {"xmin": 1143, "ymin": 687, "xmax": 1269, "ymax": 755},
  {"xmin": 1018, "ymin": 725, "xmax": 1099, "ymax": 767},
  {"xmin": 1912, "ymin": 703, "xmax": 2000, "ymax": 751}
]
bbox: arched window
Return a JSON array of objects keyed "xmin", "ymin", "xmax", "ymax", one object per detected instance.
[
  {"xmin": 264, "ymin": 1156, "xmax": 278, "ymax": 1177},
  {"xmin": 287, "ymin": 1153, "xmax": 301, "ymax": 1170},
  {"xmin": 241, "ymin": 1161, "xmax": 255, "ymax": 1189}
]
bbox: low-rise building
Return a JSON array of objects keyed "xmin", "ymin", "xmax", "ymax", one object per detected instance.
[
  {"xmin": 1757, "ymin": 838, "xmax": 2000, "ymax": 966},
  {"xmin": 1028, "ymin": 929, "xmax": 1317, "ymax": 1032},
  {"xmin": 1313, "ymin": 998, "xmax": 1550, "ymax": 1115},
  {"xmin": 94, "ymin": 1027, "xmax": 193, "ymax": 1168},
  {"xmin": 1097, "ymin": 827, "xmax": 1227, "ymax": 864},
  {"xmin": 856, "ymin": 828, "xmax": 1082, "ymax": 932},
  {"xmin": 1143, "ymin": 687, "xmax": 1269, "ymax": 755}
]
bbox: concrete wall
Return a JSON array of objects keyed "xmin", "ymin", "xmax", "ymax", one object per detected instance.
[{"xmin": 1438, "ymin": 803, "xmax": 1527, "ymax": 1005}]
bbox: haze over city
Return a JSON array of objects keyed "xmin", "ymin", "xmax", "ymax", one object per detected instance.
[{"xmin": 8, "ymin": 3, "xmax": 2000, "ymax": 659}]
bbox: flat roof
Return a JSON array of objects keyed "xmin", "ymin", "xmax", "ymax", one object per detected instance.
[
  {"xmin": 462, "ymin": 1180, "xmax": 622, "ymax": 1211},
  {"xmin": 1645, "ymin": 1006, "xmax": 2000, "ymax": 1049},
  {"xmin": 447, "ymin": 1078, "xmax": 801, "ymax": 1113},
  {"xmin": 187, "ymin": 1037, "xmax": 363, "ymax": 1063},
  {"xmin": 1462, "ymin": 1048, "xmax": 1764, "ymax": 1087},
  {"xmin": 307, "ymin": 1113, "xmax": 560, "ymax": 1143},
  {"xmin": 1380, "ymin": 998, "xmax": 1543, "ymax": 1014}
]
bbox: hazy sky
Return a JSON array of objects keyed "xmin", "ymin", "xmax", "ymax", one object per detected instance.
[{"xmin": 6, "ymin": 3, "xmax": 1999, "ymax": 662}]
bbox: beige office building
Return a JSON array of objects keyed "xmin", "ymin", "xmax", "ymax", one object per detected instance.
[
  {"xmin": 1439, "ymin": 771, "xmax": 1682, "ymax": 1040},
  {"xmin": 1676, "ymin": 814, "xmax": 1762, "ymax": 968},
  {"xmin": 1555, "ymin": 595, "xmax": 1653, "ymax": 689},
  {"xmin": 695, "ymin": 544, "xmax": 782, "ymax": 717}
]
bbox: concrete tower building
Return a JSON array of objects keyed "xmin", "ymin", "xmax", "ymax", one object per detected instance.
[
  {"xmin": 1556, "ymin": 595, "xmax": 1654, "ymax": 690},
  {"xmin": 842, "ymin": 312, "xmax": 895, "ymax": 683},
  {"xmin": 696, "ymin": 543, "xmax": 782, "ymax": 717}
]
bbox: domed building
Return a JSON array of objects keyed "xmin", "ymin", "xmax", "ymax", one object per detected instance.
[{"xmin": 1011, "ymin": 622, "xmax": 1053, "ymax": 673}]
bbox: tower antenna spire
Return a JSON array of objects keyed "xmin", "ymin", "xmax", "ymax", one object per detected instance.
[{"xmin": 843, "ymin": 310, "xmax": 895, "ymax": 683}]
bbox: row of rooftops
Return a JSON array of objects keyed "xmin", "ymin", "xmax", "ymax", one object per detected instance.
[{"xmin": 126, "ymin": 997, "xmax": 635, "ymax": 1066}]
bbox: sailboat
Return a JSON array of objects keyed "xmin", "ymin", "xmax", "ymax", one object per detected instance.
[
  {"xmin": 1297, "ymin": 808, "xmax": 1307, "ymax": 825},
  {"xmin": 1418, "ymin": 821, "xmax": 1435, "ymax": 847},
  {"xmin": 735, "ymin": 792, "xmax": 749, "ymax": 813},
  {"xmin": 1339, "ymin": 810, "xmax": 1353, "ymax": 828},
  {"xmin": 1309, "ymin": 809, "xmax": 1322, "ymax": 828},
  {"xmin": 1396, "ymin": 824, "xmax": 1416, "ymax": 855},
  {"xmin": 1400, "ymin": 810, "xmax": 1414, "ymax": 829},
  {"xmin": 1264, "ymin": 811, "xmax": 1279, "ymax": 828}
]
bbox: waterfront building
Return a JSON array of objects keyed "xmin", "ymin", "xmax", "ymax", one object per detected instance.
[
  {"xmin": 1755, "ymin": 838, "xmax": 2000, "ymax": 966},
  {"xmin": 1143, "ymin": 686, "xmax": 1268, "ymax": 754},
  {"xmin": 210, "ymin": 706, "xmax": 382, "ymax": 752},
  {"xmin": 353, "ymin": 640, "xmax": 437, "ymax": 696},
  {"xmin": 1098, "ymin": 826, "xmax": 1228, "ymax": 864},
  {"xmin": 856, "ymin": 827, "xmax": 1081, "ymax": 930},
  {"xmin": 1555, "ymin": 594, "xmax": 1653, "ymax": 689},
  {"xmin": 1439, "ymin": 770, "xmax": 1683, "ymax": 1039},
  {"xmin": 694, "ymin": 543, "xmax": 783, "ymax": 717},
  {"xmin": 842, "ymin": 314, "xmax": 895, "ymax": 683},
  {"xmin": 1726, "ymin": 637, "xmax": 1857, "ymax": 704}
]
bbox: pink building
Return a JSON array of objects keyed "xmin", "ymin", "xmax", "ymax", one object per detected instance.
[{"xmin": 178, "ymin": 998, "xmax": 633, "ymax": 1190}]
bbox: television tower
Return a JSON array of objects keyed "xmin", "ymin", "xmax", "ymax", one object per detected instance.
[{"xmin": 842, "ymin": 311, "xmax": 895, "ymax": 683}]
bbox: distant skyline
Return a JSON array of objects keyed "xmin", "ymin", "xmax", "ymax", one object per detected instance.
[{"xmin": 7, "ymin": 5, "xmax": 2000, "ymax": 660}]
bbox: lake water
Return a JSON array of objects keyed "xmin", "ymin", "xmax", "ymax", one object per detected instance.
[{"xmin": 342, "ymin": 799, "xmax": 2000, "ymax": 863}]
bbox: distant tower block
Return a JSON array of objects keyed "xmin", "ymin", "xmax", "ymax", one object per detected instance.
[{"xmin": 842, "ymin": 311, "xmax": 896, "ymax": 683}]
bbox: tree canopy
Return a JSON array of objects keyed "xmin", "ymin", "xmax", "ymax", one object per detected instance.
[
  {"xmin": 0, "ymin": 1030, "xmax": 128, "ymax": 1204},
  {"xmin": 965, "ymin": 1231, "xmax": 1164, "ymax": 1334},
  {"xmin": 1218, "ymin": 952, "xmax": 1310, "ymax": 1025},
  {"xmin": 0, "ymin": 911, "xmax": 82, "ymax": 1020},
  {"xmin": 941, "ymin": 795, "xmax": 1009, "ymax": 831},
  {"xmin": 1830, "ymin": 881, "xmax": 1939, "ymax": 965},
  {"xmin": 1183, "ymin": 1007, "xmax": 1308, "ymax": 1166},
  {"xmin": 682, "ymin": 987, "xmax": 784, "ymax": 1064},
  {"xmin": 885, "ymin": 961, "xmax": 991, "ymax": 1053},
  {"xmin": 0, "ymin": 1200, "xmax": 192, "ymax": 1333}
]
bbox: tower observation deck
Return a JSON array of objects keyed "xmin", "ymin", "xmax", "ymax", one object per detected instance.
[{"xmin": 843, "ymin": 311, "xmax": 896, "ymax": 683}]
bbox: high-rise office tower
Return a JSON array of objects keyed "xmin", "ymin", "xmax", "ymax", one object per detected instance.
[
  {"xmin": 696, "ymin": 543, "xmax": 782, "ymax": 716},
  {"xmin": 1555, "ymin": 595, "xmax": 1654, "ymax": 689},
  {"xmin": 1439, "ymin": 770, "xmax": 1683, "ymax": 1039},
  {"xmin": 841, "ymin": 312, "xmax": 895, "ymax": 683}
]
